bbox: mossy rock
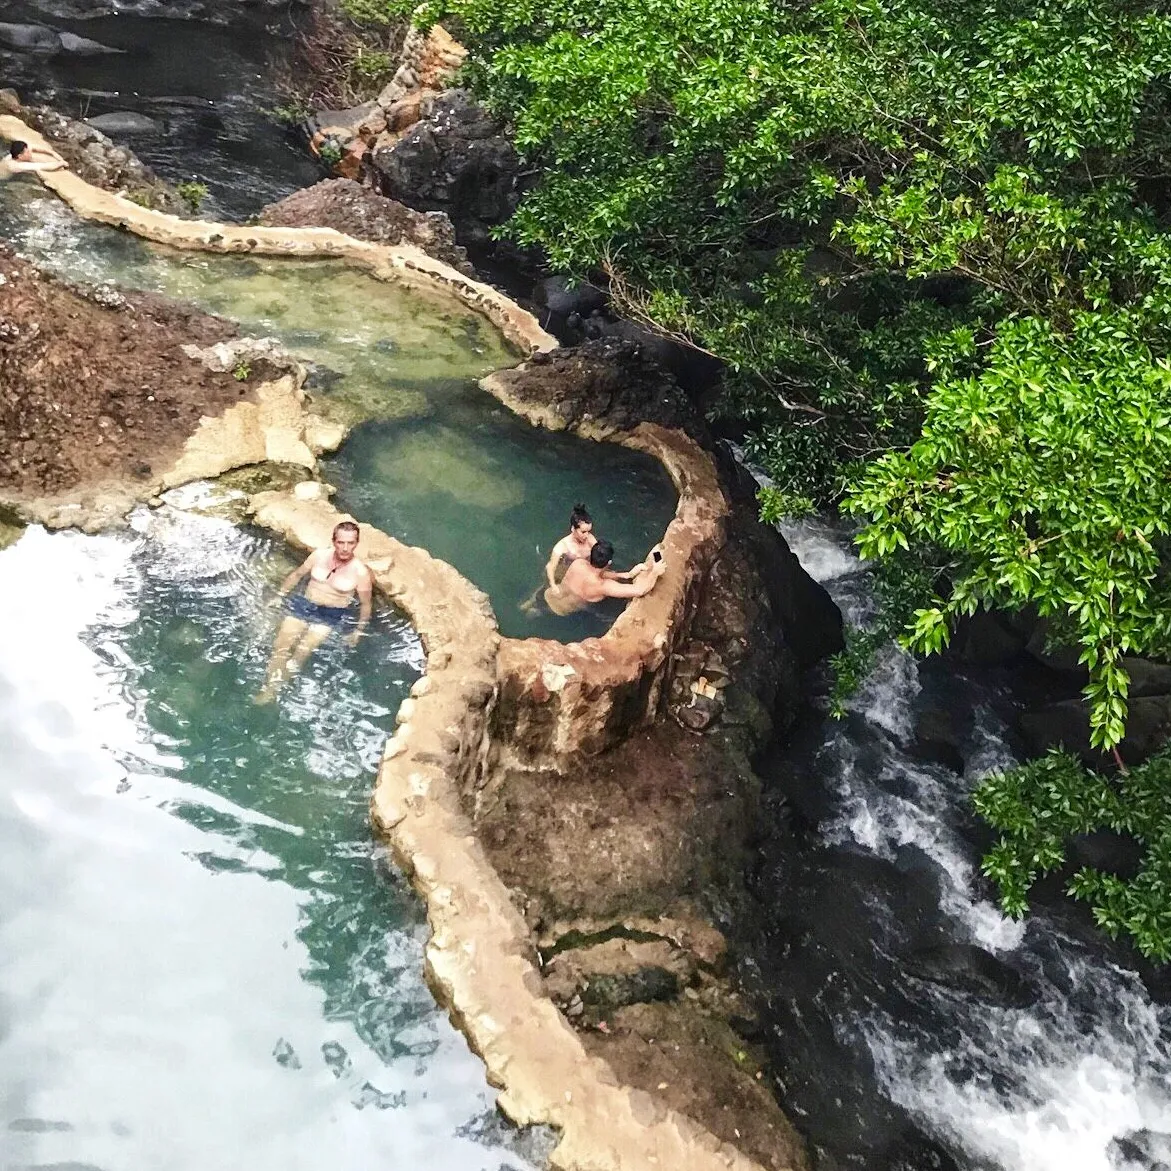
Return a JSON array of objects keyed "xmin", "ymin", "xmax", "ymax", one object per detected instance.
[
  {"xmin": 217, "ymin": 462, "xmax": 315, "ymax": 496},
  {"xmin": 581, "ymin": 966, "xmax": 681, "ymax": 1011}
]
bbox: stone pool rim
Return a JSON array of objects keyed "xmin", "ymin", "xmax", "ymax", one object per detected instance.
[{"xmin": 5, "ymin": 143, "xmax": 786, "ymax": 1171}]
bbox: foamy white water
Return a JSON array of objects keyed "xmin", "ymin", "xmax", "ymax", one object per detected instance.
[
  {"xmin": 775, "ymin": 518, "xmax": 1171, "ymax": 1171},
  {"xmin": 0, "ymin": 523, "xmax": 536, "ymax": 1171}
]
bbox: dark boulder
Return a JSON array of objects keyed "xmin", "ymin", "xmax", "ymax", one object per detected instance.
[
  {"xmin": 950, "ymin": 609, "xmax": 1029, "ymax": 667},
  {"xmin": 910, "ymin": 706, "xmax": 966, "ymax": 774},
  {"xmin": 57, "ymin": 31, "xmax": 123, "ymax": 55},
  {"xmin": 1067, "ymin": 830, "xmax": 1144, "ymax": 881},
  {"xmin": 484, "ymin": 336, "xmax": 703, "ymax": 438},
  {"xmin": 370, "ymin": 89, "xmax": 530, "ymax": 249},
  {"xmin": 86, "ymin": 112, "xmax": 162, "ymax": 136},
  {"xmin": 903, "ymin": 942, "xmax": 1037, "ymax": 1009},
  {"xmin": 1020, "ymin": 694, "xmax": 1171, "ymax": 765}
]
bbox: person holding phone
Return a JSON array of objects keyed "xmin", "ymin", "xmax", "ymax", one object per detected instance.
[{"xmin": 545, "ymin": 538, "xmax": 665, "ymax": 615}]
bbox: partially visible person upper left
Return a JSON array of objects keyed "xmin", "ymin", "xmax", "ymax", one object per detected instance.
[{"xmin": 0, "ymin": 139, "xmax": 69, "ymax": 181}]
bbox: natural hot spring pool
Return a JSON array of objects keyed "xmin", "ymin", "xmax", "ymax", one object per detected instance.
[
  {"xmin": 0, "ymin": 185, "xmax": 680, "ymax": 641},
  {"xmin": 0, "ymin": 502, "xmax": 547, "ymax": 1170},
  {"xmin": 324, "ymin": 400, "xmax": 678, "ymax": 642}
]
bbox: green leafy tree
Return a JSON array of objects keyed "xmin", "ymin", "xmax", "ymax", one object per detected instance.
[{"xmin": 377, "ymin": 0, "xmax": 1171, "ymax": 752}]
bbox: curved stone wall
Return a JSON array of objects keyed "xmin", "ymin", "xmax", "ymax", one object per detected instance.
[
  {"xmin": 15, "ymin": 156, "xmax": 788, "ymax": 1171},
  {"xmin": 493, "ymin": 423, "xmax": 728, "ymax": 763},
  {"xmin": 0, "ymin": 114, "xmax": 557, "ymax": 358}
]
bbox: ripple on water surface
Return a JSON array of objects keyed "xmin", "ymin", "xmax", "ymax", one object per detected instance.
[{"xmin": 0, "ymin": 514, "xmax": 545, "ymax": 1170}]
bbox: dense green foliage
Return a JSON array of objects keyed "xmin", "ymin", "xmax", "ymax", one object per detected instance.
[
  {"xmin": 362, "ymin": 0, "xmax": 1171, "ymax": 749},
  {"xmin": 976, "ymin": 750, "xmax": 1171, "ymax": 960},
  {"xmin": 346, "ymin": 0, "xmax": 1171, "ymax": 947}
]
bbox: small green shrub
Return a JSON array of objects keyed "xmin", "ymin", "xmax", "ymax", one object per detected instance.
[
  {"xmin": 268, "ymin": 100, "xmax": 311, "ymax": 126},
  {"xmin": 233, "ymin": 361, "xmax": 252, "ymax": 382},
  {"xmin": 176, "ymin": 180, "xmax": 208, "ymax": 213},
  {"xmin": 317, "ymin": 140, "xmax": 344, "ymax": 167},
  {"xmin": 350, "ymin": 48, "xmax": 392, "ymax": 87},
  {"xmin": 124, "ymin": 188, "xmax": 156, "ymax": 209}
]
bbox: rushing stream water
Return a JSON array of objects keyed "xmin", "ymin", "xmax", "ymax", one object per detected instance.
[
  {"xmin": 0, "ymin": 501, "xmax": 547, "ymax": 1170},
  {"xmin": 742, "ymin": 519, "xmax": 1171, "ymax": 1171},
  {"xmin": 1, "ymin": 0, "xmax": 322, "ymax": 217}
]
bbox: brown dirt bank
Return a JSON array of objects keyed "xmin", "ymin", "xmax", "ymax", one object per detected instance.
[{"xmin": 0, "ymin": 247, "xmax": 272, "ymax": 497}]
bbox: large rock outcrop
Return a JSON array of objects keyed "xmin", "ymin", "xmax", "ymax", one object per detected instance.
[
  {"xmin": 370, "ymin": 89, "xmax": 530, "ymax": 251},
  {"xmin": 257, "ymin": 178, "xmax": 474, "ymax": 275}
]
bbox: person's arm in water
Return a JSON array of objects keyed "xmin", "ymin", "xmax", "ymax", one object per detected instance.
[
  {"xmin": 545, "ymin": 537, "xmax": 570, "ymax": 588},
  {"xmin": 347, "ymin": 567, "xmax": 374, "ymax": 646},
  {"xmin": 276, "ymin": 551, "xmax": 316, "ymax": 597}
]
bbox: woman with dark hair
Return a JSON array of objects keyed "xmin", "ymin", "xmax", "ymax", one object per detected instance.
[
  {"xmin": 256, "ymin": 520, "xmax": 373, "ymax": 704},
  {"xmin": 544, "ymin": 502, "xmax": 596, "ymax": 588},
  {"xmin": 0, "ymin": 140, "xmax": 69, "ymax": 181}
]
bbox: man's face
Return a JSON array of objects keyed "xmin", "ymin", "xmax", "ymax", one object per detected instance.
[
  {"xmin": 573, "ymin": 521, "xmax": 592, "ymax": 540},
  {"xmin": 333, "ymin": 531, "xmax": 359, "ymax": 561},
  {"xmin": 15, "ymin": 147, "xmax": 32, "ymax": 163}
]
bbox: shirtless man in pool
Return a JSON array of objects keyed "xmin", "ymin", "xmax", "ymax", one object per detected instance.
[
  {"xmin": 545, "ymin": 538, "xmax": 664, "ymax": 615},
  {"xmin": 256, "ymin": 520, "xmax": 373, "ymax": 704},
  {"xmin": 0, "ymin": 140, "xmax": 69, "ymax": 180}
]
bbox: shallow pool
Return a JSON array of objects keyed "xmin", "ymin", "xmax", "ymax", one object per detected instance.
[
  {"xmin": 0, "ymin": 506, "xmax": 548, "ymax": 1170},
  {"xmin": 0, "ymin": 185, "xmax": 679, "ymax": 641}
]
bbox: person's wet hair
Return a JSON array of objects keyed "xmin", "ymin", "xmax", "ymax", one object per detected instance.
[
  {"xmin": 570, "ymin": 502, "xmax": 592, "ymax": 530},
  {"xmin": 333, "ymin": 520, "xmax": 360, "ymax": 540},
  {"xmin": 589, "ymin": 539, "xmax": 614, "ymax": 568},
  {"xmin": 9, "ymin": 141, "xmax": 27, "ymax": 160}
]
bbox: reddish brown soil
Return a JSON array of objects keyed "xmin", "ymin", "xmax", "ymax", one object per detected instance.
[{"xmin": 0, "ymin": 247, "xmax": 258, "ymax": 496}]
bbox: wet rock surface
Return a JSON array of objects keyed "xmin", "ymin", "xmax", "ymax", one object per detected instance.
[
  {"xmin": 370, "ymin": 89, "xmax": 530, "ymax": 253},
  {"xmin": 484, "ymin": 336, "xmax": 704, "ymax": 439},
  {"xmin": 0, "ymin": 247, "xmax": 264, "ymax": 498},
  {"xmin": 257, "ymin": 178, "xmax": 473, "ymax": 274}
]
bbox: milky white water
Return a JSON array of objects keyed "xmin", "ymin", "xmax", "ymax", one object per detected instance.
[{"xmin": 0, "ymin": 511, "xmax": 546, "ymax": 1170}]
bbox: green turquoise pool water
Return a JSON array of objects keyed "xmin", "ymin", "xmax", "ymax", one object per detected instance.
[
  {"xmin": 326, "ymin": 405, "xmax": 678, "ymax": 641},
  {"xmin": 0, "ymin": 185, "xmax": 679, "ymax": 640},
  {"xmin": 0, "ymin": 504, "xmax": 546, "ymax": 1169}
]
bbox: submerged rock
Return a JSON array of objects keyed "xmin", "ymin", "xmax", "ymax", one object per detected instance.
[
  {"xmin": 86, "ymin": 111, "xmax": 162, "ymax": 136},
  {"xmin": 0, "ymin": 23, "xmax": 60, "ymax": 52},
  {"xmin": 903, "ymin": 942, "xmax": 1037, "ymax": 1009}
]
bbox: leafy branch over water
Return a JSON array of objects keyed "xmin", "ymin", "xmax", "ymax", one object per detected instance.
[{"xmin": 976, "ymin": 750, "xmax": 1171, "ymax": 962}]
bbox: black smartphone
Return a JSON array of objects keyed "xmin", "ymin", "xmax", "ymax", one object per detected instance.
[{"xmin": 652, "ymin": 549, "xmax": 662, "ymax": 563}]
